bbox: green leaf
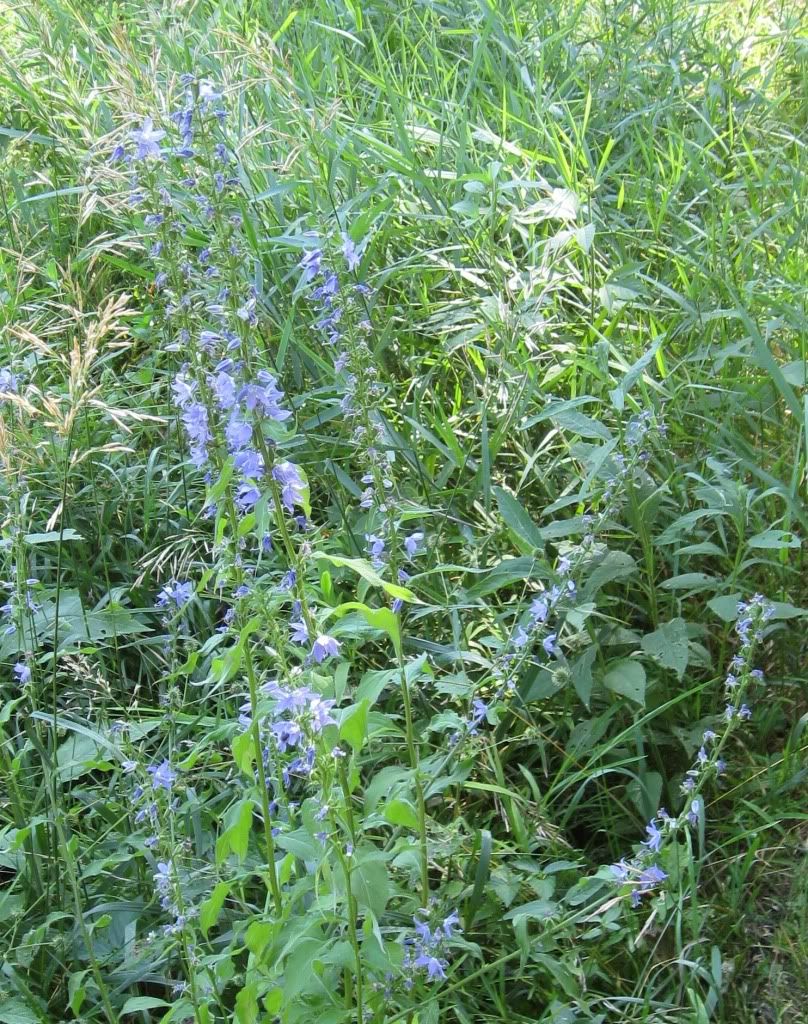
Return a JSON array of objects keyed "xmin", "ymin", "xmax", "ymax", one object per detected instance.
[
  {"xmin": 199, "ymin": 881, "xmax": 231, "ymax": 937},
  {"xmin": 571, "ymin": 646, "xmax": 598, "ymax": 706},
  {"xmin": 707, "ymin": 593, "xmax": 742, "ymax": 622},
  {"xmin": 550, "ymin": 408, "xmax": 613, "ymax": 441},
  {"xmin": 503, "ymin": 899, "xmax": 558, "ymax": 925},
  {"xmin": 493, "ymin": 486, "xmax": 543, "ymax": 551},
  {"xmin": 659, "ymin": 573, "xmax": 719, "ymax": 592},
  {"xmin": 340, "ymin": 699, "xmax": 370, "ymax": 752},
  {"xmin": 216, "ymin": 799, "xmax": 253, "ymax": 864},
  {"xmin": 603, "ymin": 660, "xmax": 646, "ymax": 706},
  {"xmin": 68, "ymin": 970, "xmax": 89, "ymax": 1015},
  {"xmin": 350, "ymin": 852, "xmax": 390, "ymax": 918},
  {"xmin": 234, "ymin": 983, "xmax": 258, "ymax": 1024},
  {"xmin": 330, "ymin": 601, "xmax": 401, "ymax": 656},
  {"xmin": 23, "ymin": 529, "xmax": 83, "ymax": 544},
  {"xmin": 56, "ymin": 733, "xmax": 103, "ymax": 782},
  {"xmin": 317, "ymin": 553, "xmax": 416, "ymax": 602},
  {"xmin": 0, "ymin": 1001, "xmax": 40, "ymax": 1024},
  {"xmin": 641, "ymin": 618, "xmax": 689, "ymax": 680},
  {"xmin": 465, "ymin": 828, "xmax": 492, "ymax": 930},
  {"xmin": 122, "ymin": 996, "xmax": 171, "ymax": 1013},
  {"xmin": 231, "ymin": 731, "xmax": 255, "ymax": 776},
  {"xmin": 274, "ymin": 828, "xmax": 322, "ymax": 862},
  {"xmin": 747, "ymin": 529, "xmax": 801, "ymax": 550},
  {"xmin": 383, "ymin": 798, "xmax": 419, "ymax": 829}
]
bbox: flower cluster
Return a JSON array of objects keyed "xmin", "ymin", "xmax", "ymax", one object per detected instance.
[
  {"xmin": 610, "ymin": 593, "xmax": 773, "ymax": 910},
  {"xmin": 401, "ymin": 909, "xmax": 461, "ymax": 985},
  {"xmin": 681, "ymin": 593, "xmax": 772, "ymax": 795}
]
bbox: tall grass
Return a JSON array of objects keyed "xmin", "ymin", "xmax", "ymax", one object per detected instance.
[{"xmin": 0, "ymin": 1, "xmax": 806, "ymax": 1022}]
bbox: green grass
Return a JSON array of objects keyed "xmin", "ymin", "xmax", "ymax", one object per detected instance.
[{"xmin": 0, "ymin": 0, "xmax": 806, "ymax": 1022}]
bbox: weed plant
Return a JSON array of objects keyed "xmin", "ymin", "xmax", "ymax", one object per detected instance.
[{"xmin": 0, "ymin": 1, "xmax": 805, "ymax": 1023}]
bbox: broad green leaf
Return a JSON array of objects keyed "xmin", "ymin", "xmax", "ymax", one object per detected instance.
[
  {"xmin": 23, "ymin": 529, "xmax": 83, "ymax": 544},
  {"xmin": 503, "ymin": 899, "xmax": 558, "ymax": 925},
  {"xmin": 603, "ymin": 660, "xmax": 646, "ymax": 705},
  {"xmin": 122, "ymin": 997, "xmax": 171, "ymax": 1013},
  {"xmin": 329, "ymin": 601, "xmax": 401, "ymax": 655},
  {"xmin": 383, "ymin": 798, "xmax": 419, "ymax": 829},
  {"xmin": 68, "ymin": 970, "xmax": 89, "ymax": 1015},
  {"xmin": 747, "ymin": 529, "xmax": 801, "ymax": 550},
  {"xmin": 350, "ymin": 852, "xmax": 390, "ymax": 919},
  {"xmin": 231, "ymin": 730, "xmax": 255, "ymax": 776},
  {"xmin": 641, "ymin": 618, "xmax": 689, "ymax": 680},
  {"xmin": 200, "ymin": 881, "xmax": 231, "ymax": 937},
  {"xmin": 234, "ymin": 983, "xmax": 258, "ymax": 1024},
  {"xmin": 216, "ymin": 799, "xmax": 253, "ymax": 864},
  {"xmin": 317, "ymin": 553, "xmax": 416, "ymax": 602},
  {"xmin": 340, "ymin": 699, "xmax": 369, "ymax": 752},
  {"xmin": 493, "ymin": 486, "xmax": 543, "ymax": 551},
  {"xmin": 571, "ymin": 646, "xmax": 598, "ymax": 706}
]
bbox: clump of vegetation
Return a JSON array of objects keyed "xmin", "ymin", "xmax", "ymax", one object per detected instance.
[{"xmin": 0, "ymin": 1, "xmax": 805, "ymax": 1023}]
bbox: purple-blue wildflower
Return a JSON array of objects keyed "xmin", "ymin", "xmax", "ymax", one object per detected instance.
[
  {"xmin": 312, "ymin": 634, "xmax": 340, "ymax": 663},
  {"xmin": 130, "ymin": 117, "xmax": 166, "ymax": 160},
  {"xmin": 148, "ymin": 759, "xmax": 177, "ymax": 791}
]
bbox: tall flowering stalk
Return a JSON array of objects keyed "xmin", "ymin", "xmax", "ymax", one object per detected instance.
[{"xmin": 610, "ymin": 593, "xmax": 774, "ymax": 908}]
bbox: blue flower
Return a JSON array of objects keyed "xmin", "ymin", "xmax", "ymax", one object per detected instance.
[
  {"xmin": 156, "ymin": 580, "xmax": 194, "ymax": 609},
  {"xmin": 182, "ymin": 403, "xmax": 212, "ymax": 467},
  {"xmin": 442, "ymin": 909, "xmax": 461, "ymax": 939},
  {"xmin": 631, "ymin": 864, "xmax": 667, "ymax": 906},
  {"xmin": 236, "ymin": 483, "xmax": 260, "ymax": 510},
  {"xmin": 271, "ymin": 719, "xmax": 303, "ymax": 753},
  {"xmin": 404, "ymin": 532, "xmax": 423, "ymax": 558},
  {"xmin": 234, "ymin": 449, "xmax": 264, "ymax": 478},
  {"xmin": 0, "ymin": 368, "xmax": 19, "ymax": 395},
  {"xmin": 241, "ymin": 372, "xmax": 291, "ymax": 421},
  {"xmin": 148, "ymin": 759, "xmax": 177, "ymax": 791},
  {"xmin": 299, "ymin": 248, "xmax": 322, "ymax": 282},
  {"xmin": 366, "ymin": 533, "xmax": 385, "ymax": 565},
  {"xmin": 312, "ymin": 634, "xmax": 340, "ymax": 663},
  {"xmin": 342, "ymin": 234, "xmax": 364, "ymax": 272},
  {"xmin": 130, "ymin": 117, "xmax": 166, "ymax": 160},
  {"xmin": 272, "ymin": 462, "xmax": 305, "ymax": 512},
  {"xmin": 290, "ymin": 619, "xmax": 309, "ymax": 645},
  {"xmin": 414, "ymin": 954, "xmax": 447, "ymax": 981},
  {"xmin": 642, "ymin": 819, "xmax": 663, "ymax": 853},
  {"xmin": 212, "ymin": 370, "xmax": 237, "ymax": 410},
  {"xmin": 542, "ymin": 633, "xmax": 559, "ymax": 657},
  {"xmin": 198, "ymin": 79, "xmax": 222, "ymax": 109},
  {"xmin": 530, "ymin": 596, "xmax": 549, "ymax": 623},
  {"xmin": 13, "ymin": 662, "xmax": 31, "ymax": 685},
  {"xmin": 226, "ymin": 413, "xmax": 252, "ymax": 452},
  {"xmin": 309, "ymin": 697, "xmax": 337, "ymax": 732}
]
